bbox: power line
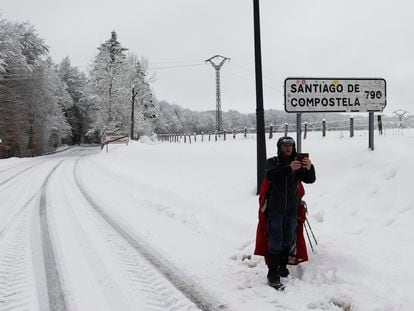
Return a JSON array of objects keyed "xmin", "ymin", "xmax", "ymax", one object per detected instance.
[
  {"xmin": 221, "ymin": 68, "xmax": 280, "ymax": 93},
  {"xmin": 230, "ymin": 61, "xmax": 278, "ymax": 82},
  {"xmin": 149, "ymin": 63, "xmax": 204, "ymax": 70},
  {"xmin": 149, "ymin": 59, "xmax": 202, "ymax": 65}
]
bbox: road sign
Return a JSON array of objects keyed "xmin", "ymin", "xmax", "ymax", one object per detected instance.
[{"xmin": 285, "ymin": 78, "xmax": 386, "ymax": 113}]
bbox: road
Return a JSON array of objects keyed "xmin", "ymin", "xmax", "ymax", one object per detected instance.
[{"xmin": 0, "ymin": 147, "xmax": 225, "ymax": 311}]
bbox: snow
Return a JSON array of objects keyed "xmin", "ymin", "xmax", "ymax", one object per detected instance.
[
  {"xmin": 75, "ymin": 129, "xmax": 414, "ymax": 310},
  {"xmin": 1, "ymin": 129, "xmax": 413, "ymax": 310}
]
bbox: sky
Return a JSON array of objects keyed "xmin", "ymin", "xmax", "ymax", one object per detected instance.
[{"xmin": 1, "ymin": 0, "xmax": 413, "ymax": 115}]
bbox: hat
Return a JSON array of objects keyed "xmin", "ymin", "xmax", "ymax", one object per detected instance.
[{"xmin": 277, "ymin": 136, "xmax": 296, "ymax": 148}]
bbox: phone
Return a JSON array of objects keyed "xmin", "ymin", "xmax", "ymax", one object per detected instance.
[{"xmin": 296, "ymin": 153, "xmax": 309, "ymax": 162}]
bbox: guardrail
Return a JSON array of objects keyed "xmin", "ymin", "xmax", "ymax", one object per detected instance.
[{"xmin": 101, "ymin": 135, "xmax": 129, "ymax": 152}]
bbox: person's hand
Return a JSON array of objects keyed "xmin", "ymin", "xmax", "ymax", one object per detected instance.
[
  {"xmin": 290, "ymin": 160, "xmax": 302, "ymax": 171},
  {"xmin": 301, "ymin": 157, "xmax": 312, "ymax": 170}
]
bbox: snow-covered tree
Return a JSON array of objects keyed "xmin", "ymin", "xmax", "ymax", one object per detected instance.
[
  {"xmin": 87, "ymin": 32, "xmax": 158, "ymax": 139},
  {"xmin": 88, "ymin": 31, "xmax": 129, "ymax": 135},
  {"xmin": 0, "ymin": 16, "xmax": 71, "ymax": 157},
  {"xmin": 56, "ymin": 56, "xmax": 89, "ymax": 144}
]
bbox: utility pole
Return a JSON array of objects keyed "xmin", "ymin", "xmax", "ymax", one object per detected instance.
[
  {"xmin": 393, "ymin": 109, "xmax": 409, "ymax": 135},
  {"xmin": 253, "ymin": 0, "xmax": 267, "ymax": 194},
  {"xmin": 393, "ymin": 109, "xmax": 409, "ymax": 127},
  {"xmin": 205, "ymin": 55, "xmax": 230, "ymax": 133},
  {"xmin": 131, "ymin": 85, "xmax": 137, "ymax": 140}
]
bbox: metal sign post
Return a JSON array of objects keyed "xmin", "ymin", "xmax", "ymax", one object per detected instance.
[
  {"xmin": 296, "ymin": 113, "xmax": 302, "ymax": 153},
  {"xmin": 369, "ymin": 112, "xmax": 374, "ymax": 150}
]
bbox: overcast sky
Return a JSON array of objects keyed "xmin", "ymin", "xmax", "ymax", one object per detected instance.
[{"xmin": 2, "ymin": 0, "xmax": 413, "ymax": 115}]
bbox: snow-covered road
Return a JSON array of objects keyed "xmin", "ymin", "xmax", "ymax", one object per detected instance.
[{"xmin": 0, "ymin": 148, "xmax": 224, "ymax": 311}]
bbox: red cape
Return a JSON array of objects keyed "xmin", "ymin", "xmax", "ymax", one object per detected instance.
[{"xmin": 254, "ymin": 176, "xmax": 308, "ymax": 265}]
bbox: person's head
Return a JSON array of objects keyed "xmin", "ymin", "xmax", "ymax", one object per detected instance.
[{"xmin": 277, "ymin": 136, "xmax": 296, "ymax": 158}]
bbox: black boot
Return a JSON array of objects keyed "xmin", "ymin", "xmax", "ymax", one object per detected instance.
[
  {"xmin": 267, "ymin": 254, "xmax": 284, "ymax": 291},
  {"xmin": 279, "ymin": 252, "xmax": 290, "ymax": 278}
]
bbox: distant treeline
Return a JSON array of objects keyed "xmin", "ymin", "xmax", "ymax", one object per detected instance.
[{"xmin": 153, "ymin": 100, "xmax": 412, "ymax": 134}]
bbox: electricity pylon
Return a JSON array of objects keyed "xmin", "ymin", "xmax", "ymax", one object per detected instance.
[{"xmin": 205, "ymin": 55, "xmax": 230, "ymax": 133}]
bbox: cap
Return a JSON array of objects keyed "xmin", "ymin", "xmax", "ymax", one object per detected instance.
[{"xmin": 277, "ymin": 136, "xmax": 295, "ymax": 147}]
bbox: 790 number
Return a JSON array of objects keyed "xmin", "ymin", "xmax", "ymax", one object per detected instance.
[{"xmin": 364, "ymin": 90, "xmax": 382, "ymax": 99}]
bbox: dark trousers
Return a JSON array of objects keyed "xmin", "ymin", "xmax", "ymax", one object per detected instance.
[{"xmin": 266, "ymin": 206, "xmax": 297, "ymax": 256}]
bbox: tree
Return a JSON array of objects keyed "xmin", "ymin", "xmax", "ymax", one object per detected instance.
[
  {"xmin": 56, "ymin": 56, "xmax": 89, "ymax": 144},
  {"xmin": 87, "ymin": 32, "xmax": 158, "ymax": 139},
  {"xmin": 0, "ymin": 17, "xmax": 70, "ymax": 157},
  {"xmin": 88, "ymin": 31, "xmax": 129, "ymax": 135}
]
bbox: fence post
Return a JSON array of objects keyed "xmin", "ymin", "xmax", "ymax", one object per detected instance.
[
  {"xmin": 209, "ymin": 132, "xmax": 211, "ymax": 142},
  {"xmin": 350, "ymin": 117, "xmax": 354, "ymax": 138},
  {"xmin": 304, "ymin": 121, "xmax": 308, "ymax": 140},
  {"xmin": 244, "ymin": 127, "xmax": 247, "ymax": 138},
  {"xmin": 189, "ymin": 134, "xmax": 192, "ymax": 144},
  {"xmin": 201, "ymin": 131, "xmax": 204, "ymax": 142},
  {"xmin": 224, "ymin": 130, "xmax": 226, "ymax": 141},
  {"xmin": 322, "ymin": 119, "xmax": 326, "ymax": 137},
  {"xmin": 215, "ymin": 131, "xmax": 218, "ymax": 141},
  {"xmin": 233, "ymin": 129, "xmax": 236, "ymax": 139},
  {"xmin": 284, "ymin": 123, "xmax": 288, "ymax": 137},
  {"xmin": 269, "ymin": 124, "xmax": 273, "ymax": 139},
  {"xmin": 194, "ymin": 133, "xmax": 197, "ymax": 142},
  {"xmin": 378, "ymin": 115, "xmax": 383, "ymax": 135}
]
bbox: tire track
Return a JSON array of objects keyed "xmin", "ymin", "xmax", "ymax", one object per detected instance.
[
  {"xmin": 0, "ymin": 160, "xmax": 50, "ymax": 188},
  {"xmin": 0, "ymin": 147, "xmax": 78, "ymax": 180},
  {"xmin": 74, "ymin": 157, "xmax": 228, "ymax": 311},
  {"xmin": 73, "ymin": 200, "xmax": 200, "ymax": 311},
  {"xmin": 0, "ymin": 160, "xmax": 66, "ymax": 311},
  {"xmin": 49, "ymin": 160, "xmax": 135, "ymax": 311},
  {"xmin": 0, "ymin": 200, "xmax": 38, "ymax": 311},
  {"xmin": 0, "ymin": 192, "xmax": 38, "ymax": 242},
  {"xmin": 38, "ymin": 160, "xmax": 68, "ymax": 311}
]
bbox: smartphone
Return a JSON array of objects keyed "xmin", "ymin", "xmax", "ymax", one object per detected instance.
[{"xmin": 296, "ymin": 153, "xmax": 309, "ymax": 162}]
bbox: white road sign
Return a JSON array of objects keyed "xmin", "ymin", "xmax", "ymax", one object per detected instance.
[{"xmin": 284, "ymin": 78, "xmax": 386, "ymax": 113}]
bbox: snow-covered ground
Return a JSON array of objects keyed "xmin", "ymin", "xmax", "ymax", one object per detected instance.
[{"xmin": 1, "ymin": 129, "xmax": 413, "ymax": 310}]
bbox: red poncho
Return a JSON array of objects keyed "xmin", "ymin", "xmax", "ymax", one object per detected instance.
[{"xmin": 254, "ymin": 177, "xmax": 308, "ymax": 265}]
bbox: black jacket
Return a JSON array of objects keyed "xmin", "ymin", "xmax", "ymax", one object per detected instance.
[{"xmin": 265, "ymin": 155, "xmax": 316, "ymax": 213}]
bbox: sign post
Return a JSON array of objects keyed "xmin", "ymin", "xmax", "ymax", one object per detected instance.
[
  {"xmin": 284, "ymin": 78, "xmax": 386, "ymax": 150},
  {"xmin": 296, "ymin": 113, "xmax": 302, "ymax": 153},
  {"xmin": 369, "ymin": 112, "xmax": 375, "ymax": 150}
]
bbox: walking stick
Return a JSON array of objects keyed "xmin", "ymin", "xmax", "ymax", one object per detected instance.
[
  {"xmin": 304, "ymin": 222, "xmax": 315, "ymax": 253},
  {"xmin": 305, "ymin": 218, "xmax": 318, "ymax": 245}
]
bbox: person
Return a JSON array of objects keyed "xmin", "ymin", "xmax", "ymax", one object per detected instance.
[{"xmin": 264, "ymin": 136, "xmax": 316, "ymax": 290}]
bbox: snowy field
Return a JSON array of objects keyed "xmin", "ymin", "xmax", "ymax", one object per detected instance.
[{"xmin": 1, "ymin": 128, "xmax": 413, "ymax": 310}]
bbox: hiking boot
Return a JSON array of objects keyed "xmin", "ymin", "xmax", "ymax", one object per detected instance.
[
  {"xmin": 268, "ymin": 279, "xmax": 285, "ymax": 291},
  {"xmin": 279, "ymin": 252, "xmax": 290, "ymax": 278},
  {"xmin": 279, "ymin": 266, "xmax": 290, "ymax": 278},
  {"xmin": 267, "ymin": 254, "xmax": 284, "ymax": 290},
  {"xmin": 267, "ymin": 270, "xmax": 284, "ymax": 290}
]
